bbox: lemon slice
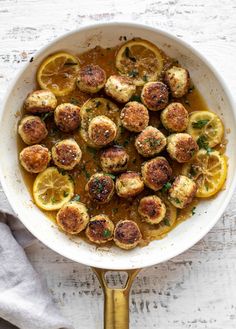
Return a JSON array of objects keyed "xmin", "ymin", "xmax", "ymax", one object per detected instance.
[
  {"xmin": 37, "ymin": 52, "xmax": 80, "ymax": 96},
  {"xmin": 80, "ymin": 97, "xmax": 121, "ymax": 147},
  {"xmin": 187, "ymin": 111, "xmax": 224, "ymax": 148},
  {"xmin": 182, "ymin": 149, "xmax": 227, "ymax": 198},
  {"xmin": 33, "ymin": 167, "xmax": 74, "ymax": 210},
  {"xmin": 116, "ymin": 39, "xmax": 164, "ymax": 86}
]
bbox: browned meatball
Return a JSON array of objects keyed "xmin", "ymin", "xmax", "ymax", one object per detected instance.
[
  {"xmin": 52, "ymin": 139, "xmax": 82, "ymax": 170},
  {"xmin": 56, "ymin": 201, "xmax": 89, "ymax": 234},
  {"xmin": 85, "ymin": 214, "xmax": 114, "ymax": 244},
  {"xmin": 100, "ymin": 146, "xmax": 129, "ymax": 173},
  {"xmin": 161, "ymin": 102, "xmax": 189, "ymax": 132},
  {"xmin": 141, "ymin": 82, "xmax": 169, "ymax": 111},
  {"xmin": 54, "ymin": 103, "xmax": 81, "ymax": 132},
  {"xmin": 85, "ymin": 173, "xmax": 115, "ymax": 204},
  {"xmin": 88, "ymin": 115, "xmax": 117, "ymax": 147},
  {"xmin": 168, "ymin": 175, "xmax": 197, "ymax": 208},
  {"xmin": 114, "ymin": 220, "xmax": 142, "ymax": 249},
  {"xmin": 138, "ymin": 195, "xmax": 166, "ymax": 224},
  {"xmin": 120, "ymin": 101, "xmax": 149, "ymax": 132},
  {"xmin": 167, "ymin": 133, "xmax": 199, "ymax": 163},
  {"xmin": 24, "ymin": 90, "xmax": 57, "ymax": 113},
  {"xmin": 141, "ymin": 157, "xmax": 172, "ymax": 191},
  {"xmin": 164, "ymin": 66, "xmax": 190, "ymax": 98},
  {"xmin": 19, "ymin": 145, "xmax": 51, "ymax": 173},
  {"xmin": 135, "ymin": 126, "xmax": 166, "ymax": 157},
  {"xmin": 77, "ymin": 64, "xmax": 106, "ymax": 93},
  {"xmin": 18, "ymin": 116, "xmax": 48, "ymax": 145},
  {"xmin": 105, "ymin": 75, "xmax": 136, "ymax": 103},
  {"xmin": 115, "ymin": 172, "xmax": 144, "ymax": 198}
]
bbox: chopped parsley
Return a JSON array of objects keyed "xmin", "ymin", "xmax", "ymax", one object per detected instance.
[
  {"xmin": 41, "ymin": 112, "xmax": 53, "ymax": 121},
  {"xmin": 105, "ymin": 173, "xmax": 116, "ymax": 180},
  {"xmin": 51, "ymin": 197, "xmax": 57, "ymax": 204},
  {"xmin": 192, "ymin": 119, "xmax": 209, "ymax": 129},
  {"xmin": 189, "ymin": 165, "xmax": 197, "ymax": 178},
  {"xmin": 63, "ymin": 191, "xmax": 69, "ymax": 197},
  {"xmin": 112, "ymin": 208, "xmax": 118, "ymax": 215},
  {"xmin": 103, "ymin": 229, "xmax": 111, "ymax": 238},
  {"xmin": 124, "ymin": 47, "xmax": 136, "ymax": 62},
  {"xmin": 130, "ymin": 95, "xmax": 141, "ymax": 103},
  {"xmin": 72, "ymin": 195, "xmax": 81, "ymax": 201},
  {"xmin": 95, "ymin": 100, "xmax": 101, "ymax": 108},
  {"xmin": 163, "ymin": 218, "xmax": 171, "ymax": 226},
  {"xmin": 174, "ymin": 198, "xmax": 181, "ymax": 204},
  {"xmin": 70, "ymin": 97, "xmax": 79, "ymax": 105},
  {"xmin": 197, "ymin": 135, "xmax": 212, "ymax": 154},
  {"xmin": 86, "ymin": 147, "xmax": 97, "ymax": 155},
  {"xmin": 82, "ymin": 165, "xmax": 90, "ymax": 179},
  {"xmin": 191, "ymin": 207, "xmax": 196, "ymax": 215},
  {"xmin": 123, "ymin": 139, "xmax": 130, "ymax": 147},
  {"xmin": 128, "ymin": 70, "xmax": 138, "ymax": 77},
  {"xmin": 162, "ymin": 182, "xmax": 172, "ymax": 192},
  {"xmin": 142, "ymin": 75, "xmax": 148, "ymax": 82},
  {"xmin": 144, "ymin": 137, "xmax": 161, "ymax": 148}
]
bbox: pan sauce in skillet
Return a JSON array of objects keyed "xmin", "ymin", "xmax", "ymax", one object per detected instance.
[{"xmin": 18, "ymin": 41, "xmax": 226, "ymax": 248}]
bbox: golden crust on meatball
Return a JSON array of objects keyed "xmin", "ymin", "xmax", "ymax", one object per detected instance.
[
  {"xmin": 115, "ymin": 172, "xmax": 144, "ymax": 198},
  {"xmin": 167, "ymin": 133, "xmax": 199, "ymax": 163},
  {"xmin": 18, "ymin": 115, "xmax": 48, "ymax": 145},
  {"xmin": 77, "ymin": 64, "xmax": 106, "ymax": 93},
  {"xmin": 85, "ymin": 173, "xmax": 115, "ymax": 204},
  {"xmin": 164, "ymin": 66, "xmax": 190, "ymax": 98},
  {"xmin": 52, "ymin": 139, "xmax": 82, "ymax": 170},
  {"xmin": 120, "ymin": 101, "xmax": 149, "ymax": 132},
  {"xmin": 20, "ymin": 144, "xmax": 51, "ymax": 173},
  {"xmin": 56, "ymin": 201, "xmax": 89, "ymax": 234},
  {"xmin": 24, "ymin": 90, "xmax": 57, "ymax": 113},
  {"xmin": 54, "ymin": 103, "xmax": 81, "ymax": 132},
  {"xmin": 100, "ymin": 146, "xmax": 129, "ymax": 173},
  {"xmin": 161, "ymin": 102, "xmax": 189, "ymax": 132},
  {"xmin": 105, "ymin": 75, "xmax": 136, "ymax": 103},
  {"xmin": 88, "ymin": 115, "xmax": 117, "ymax": 147},
  {"xmin": 168, "ymin": 175, "xmax": 197, "ymax": 209},
  {"xmin": 141, "ymin": 157, "xmax": 172, "ymax": 191},
  {"xmin": 135, "ymin": 126, "xmax": 167, "ymax": 157},
  {"xmin": 85, "ymin": 214, "xmax": 114, "ymax": 244},
  {"xmin": 114, "ymin": 220, "xmax": 142, "ymax": 249},
  {"xmin": 141, "ymin": 82, "xmax": 169, "ymax": 111},
  {"xmin": 138, "ymin": 195, "xmax": 166, "ymax": 224}
]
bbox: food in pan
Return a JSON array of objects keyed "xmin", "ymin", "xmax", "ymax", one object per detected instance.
[{"xmin": 18, "ymin": 38, "xmax": 227, "ymax": 250}]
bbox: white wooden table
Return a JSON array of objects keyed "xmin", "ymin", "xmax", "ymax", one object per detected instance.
[{"xmin": 0, "ymin": 1, "xmax": 236, "ymax": 328}]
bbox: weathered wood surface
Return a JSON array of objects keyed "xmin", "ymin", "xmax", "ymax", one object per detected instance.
[{"xmin": 0, "ymin": 0, "xmax": 236, "ymax": 328}]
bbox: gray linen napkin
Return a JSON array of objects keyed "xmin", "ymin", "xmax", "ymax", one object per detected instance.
[{"xmin": 0, "ymin": 211, "xmax": 74, "ymax": 329}]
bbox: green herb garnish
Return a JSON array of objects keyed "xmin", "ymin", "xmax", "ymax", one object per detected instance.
[
  {"xmin": 142, "ymin": 75, "xmax": 148, "ymax": 82},
  {"xmin": 70, "ymin": 98, "xmax": 79, "ymax": 105},
  {"xmin": 112, "ymin": 208, "xmax": 118, "ymax": 215},
  {"xmin": 191, "ymin": 207, "xmax": 196, "ymax": 215},
  {"xmin": 162, "ymin": 182, "xmax": 172, "ymax": 192},
  {"xmin": 123, "ymin": 139, "xmax": 130, "ymax": 147},
  {"xmin": 163, "ymin": 218, "xmax": 171, "ymax": 226},
  {"xmin": 192, "ymin": 119, "xmax": 209, "ymax": 129},
  {"xmin": 174, "ymin": 198, "xmax": 181, "ymax": 204},
  {"xmin": 64, "ymin": 62, "xmax": 78, "ymax": 66},
  {"xmin": 72, "ymin": 195, "xmax": 81, "ymax": 201},
  {"xmin": 197, "ymin": 135, "xmax": 212, "ymax": 154},
  {"xmin": 105, "ymin": 173, "xmax": 116, "ymax": 180},
  {"xmin": 128, "ymin": 70, "xmax": 138, "ymax": 77},
  {"xmin": 41, "ymin": 112, "xmax": 53, "ymax": 121},
  {"xmin": 63, "ymin": 191, "xmax": 69, "ymax": 197},
  {"xmin": 130, "ymin": 95, "xmax": 141, "ymax": 102},
  {"xmin": 144, "ymin": 137, "xmax": 161, "ymax": 148},
  {"xmin": 103, "ymin": 229, "xmax": 111, "ymax": 238},
  {"xmin": 51, "ymin": 197, "xmax": 57, "ymax": 204},
  {"xmin": 95, "ymin": 100, "xmax": 101, "ymax": 108}
]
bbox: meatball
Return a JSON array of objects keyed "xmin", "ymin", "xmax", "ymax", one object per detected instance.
[
  {"xmin": 161, "ymin": 102, "xmax": 189, "ymax": 132},
  {"xmin": 168, "ymin": 175, "xmax": 197, "ymax": 209},
  {"xmin": 56, "ymin": 201, "xmax": 89, "ymax": 234},
  {"xmin": 115, "ymin": 172, "xmax": 144, "ymax": 198},
  {"xmin": 141, "ymin": 157, "xmax": 172, "ymax": 191},
  {"xmin": 54, "ymin": 103, "xmax": 81, "ymax": 132},
  {"xmin": 167, "ymin": 133, "xmax": 199, "ymax": 163},
  {"xmin": 135, "ymin": 126, "xmax": 166, "ymax": 157},
  {"xmin": 120, "ymin": 101, "xmax": 149, "ymax": 132},
  {"xmin": 114, "ymin": 220, "xmax": 142, "ymax": 250},
  {"xmin": 77, "ymin": 64, "xmax": 106, "ymax": 93},
  {"xmin": 52, "ymin": 139, "xmax": 82, "ymax": 170},
  {"xmin": 138, "ymin": 195, "xmax": 166, "ymax": 224},
  {"xmin": 164, "ymin": 66, "xmax": 190, "ymax": 98},
  {"xmin": 19, "ymin": 145, "xmax": 51, "ymax": 173},
  {"xmin": 105, "ymin": 75, "xmax": 136, "ymax": 103},
  {"xmin": 85, "ymin": 173, "xmax": 115, "ymax": 204},
  {"xmin": 141, "ymin": 82, "xmax": 169, "ymax": 111},
  {"xmin": 18, "ymin": 115, "xmax": 48, "ymax": 145},
  {"xmin": 100, "ymin": 146, "xmax": 129, "ymax": 173},
  {"xmin": 88, "ymin": 115, "xmax": 117, "ymax": 147},
  {"xmin": 24, "ymin": 90, "xmax": 57, "ymax": 113},
  {"xmin": 85, "ymin": 214, "xmax": 114, "ymax": 244}
]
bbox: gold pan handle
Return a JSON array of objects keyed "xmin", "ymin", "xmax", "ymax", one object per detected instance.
[{"xmin": 93, "ymin": 268, "xmax": 140, "ymax": 329}]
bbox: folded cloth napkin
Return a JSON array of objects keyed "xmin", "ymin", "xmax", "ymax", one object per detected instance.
[{"xmin": 0, "ymin": 211, "xmax": 74, "ymax": 329}]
